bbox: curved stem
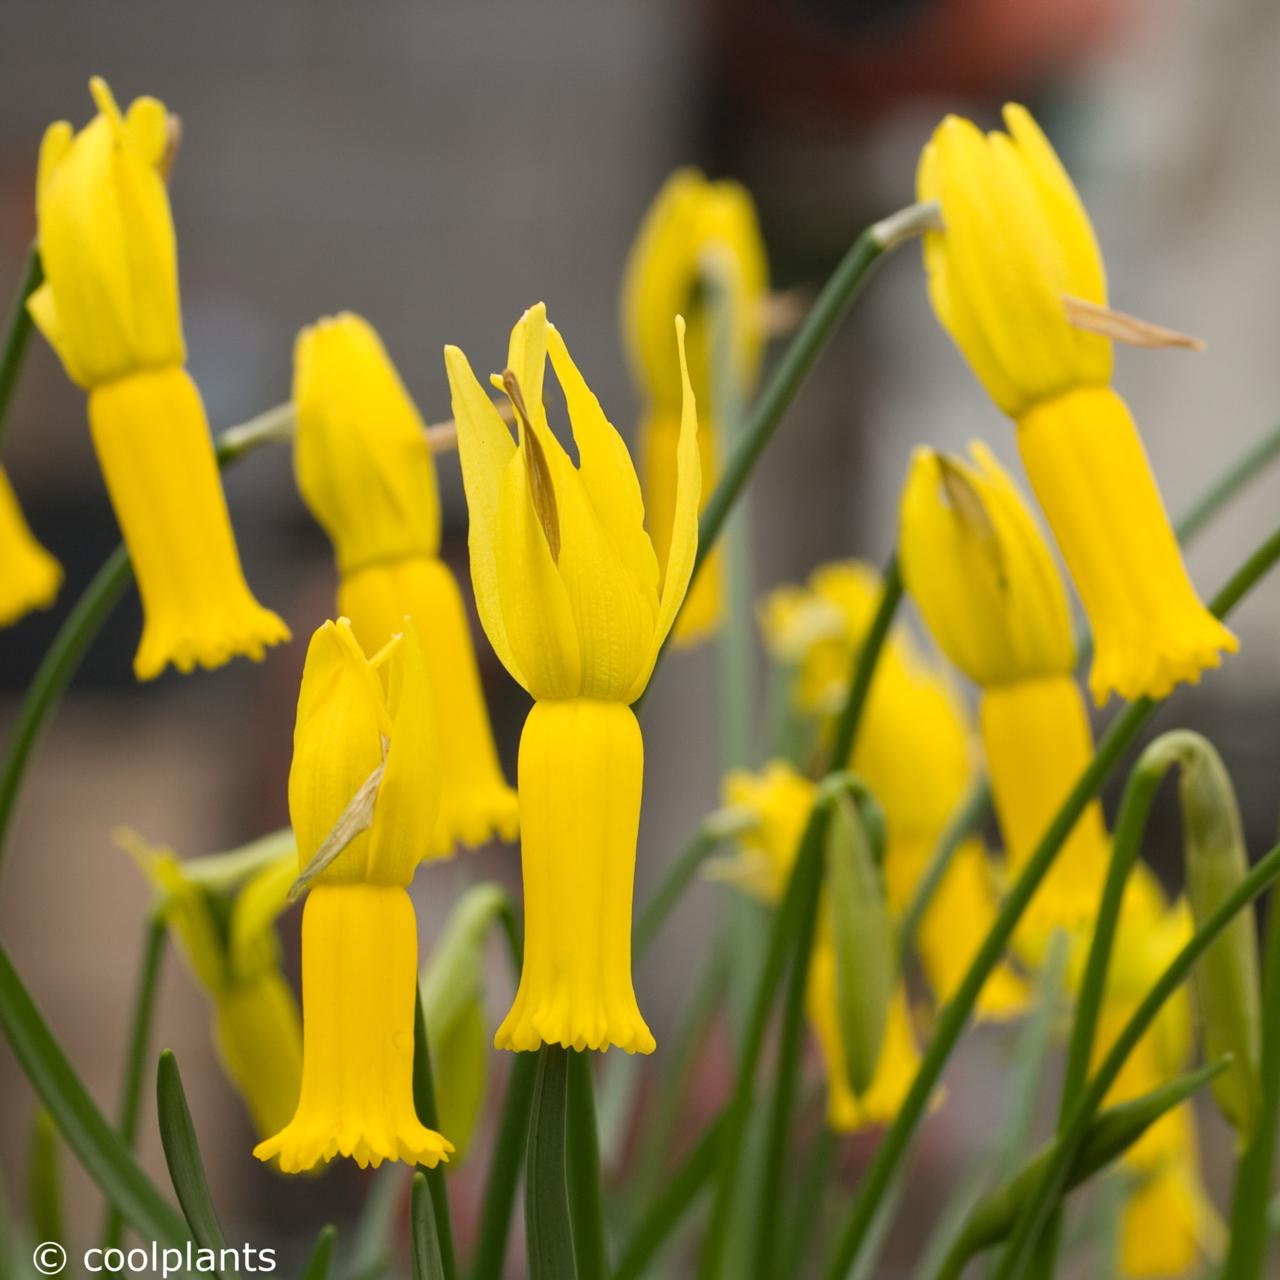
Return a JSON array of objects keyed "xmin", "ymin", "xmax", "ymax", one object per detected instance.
[
  {"xmin": 822, "ymin": 523, "xmax": 1280, "ymax": 1280},
  {"xmin": 0, "ymin": 412, "xmax": 288, "ymax": 876},
  {"xmin": 0, "ymin": 245, "xmax": 41, "ymax": 450},
  {"xmin": 989, "ymin": 842, "xmax": 1280, "ymax": 1280},
  {"xmin": 100, "ymin": 916, "xmax": 167, "ymax": 1253},
  {"xmin": 1223, "ymin": 892, "xmax": 1280, "ymax": 1279},
  {"xmin": 751, "ymin": 819, "xmax": 826, "ymax": 1280},
  {"xmin": 1003, "ymin": 733, "xmax": 1193, "ymax": 1278},
  {"xmin": 825, "ymin": 555, "xmax": 902, "ymax": 771},
  {"xmin": 698, "ymin": 795, "xmax": 830, "ymax": 1280}
]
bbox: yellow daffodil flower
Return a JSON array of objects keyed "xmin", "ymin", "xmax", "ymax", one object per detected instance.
[
  {"xmin": 899, "ymin": 444, "xmax": 1110, "ymax": 941},
  {"xmin": 760, "ymin": 561, "xmax": 1026, "ymax": 1017},
  {"xmin": 120, "ymin": 833, "xmax": 301, "ymax": 1142},
  {"xmin": 0, "ymin": 468, "xmax": 61, "ymax": 626},
  {"xmin": 29, "ymin": 78, "xmax": 287, "ymax": 680},
  {"xmin": 622, "ymin": 169, "xmax": 767, "ymax": 644},
  {"xmin": 254, "ymin": 618, "xmax": 453, "ymax": 1171},
  {"xmin": 720, "ymin": 761, "xmax": 923, "ymax": 1132},
  {"xmin": 918, "ymin": 106, "xmax": 1235, "ymax": 704},
  {"xmin": 445, "ymin": 302, "xmax": 700, "ymax": 1054},
  {"xmin": 294, "ymin": 312, "xmax": 517, "ymax": 856},
  {"xmin": 1092, "ymin": 873, "xmax": 1223, "ymax": 1277}
]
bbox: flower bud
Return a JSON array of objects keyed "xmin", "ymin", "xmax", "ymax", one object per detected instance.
[{"xmin": 1177, "ymin": 734, "xmax": 1263, "ymax": 1139}]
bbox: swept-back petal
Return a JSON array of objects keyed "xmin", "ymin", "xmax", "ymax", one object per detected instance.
[
  {"xmin": 628, "ymin": 316, "xmax": 700, "ymax": 700},
  {"xmin": 445, "ymin": 344, "xmax": 523, "ymax": 688},
  {"xmin": 228, "ymin": 850, "xmax": 296, "ymax": 984},
  {"xmin": 495, "ymin": 450, "xmax": 583, "ymax": 698},
  {"xmin": 547, "ymin": 323, "xmax": 659, "ymax": 603}
]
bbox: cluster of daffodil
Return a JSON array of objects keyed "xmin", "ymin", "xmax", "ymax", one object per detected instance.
[{"xmin": 2, "ymin": 76, "xmax": 1278, "ymax": 1280}]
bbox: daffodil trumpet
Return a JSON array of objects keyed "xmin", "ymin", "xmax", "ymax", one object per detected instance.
[
  {"xmin": 294, "ymin": 312, "xmax": 516, "ymax": 857},
  {"xmin": 446, "ymin": 302, "xmax": 701, "ymax": 1053},
  {"xmin": 254, "ymin": 618, "xmax": 453, "ymax": 1171},
  {"xmin": 899, "ymin": 445, "xmax": 1111, "ymax": 942},
  {"xmin": 918, "ymin": 105, "xmax": 1235, "ymax": 704},
  {"xmin": 29, "ymin": 77, "xmax": 286, "ymax": 679},
  {"xmin": 622, "ymin": 169, "xmax": 767, "ymax": 645}
]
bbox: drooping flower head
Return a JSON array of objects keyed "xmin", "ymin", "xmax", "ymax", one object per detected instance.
[
  {"xmin": 445, "ymin": 302, "xmax": 700, "ymax": 1054},
  {"xmin": 917, "ymin": 105, "xmax": 1235, "ymax": 704},
  {"xmin": 121, "ymin": 832, "xmax": 302, "ymax": 1141},
  {"xmin": 0, "ymin": 469, "xmax": 61, "ymax": 627},
  {"xmin": 294, "ymin": 313, "xmax": 517, "ymax": 855},
  {"xmin": 29, "ymin": 78, "xmax": 287, "ymax": 679},
  {"xmin": 254, "ymin": 618, "xmax": 452, "ymax": 1172},
  {"xmin": 899, "ymin": 444, "xmax": 1110, "ymax": 941},
  {"xmin": 621, "ymin": 169, "xmax": 768, "ymax": 643}
]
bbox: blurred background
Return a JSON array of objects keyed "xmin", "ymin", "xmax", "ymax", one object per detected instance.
[{"xmin": 2, "ymin": 0, "xmax": 1280, "ymax": 1274}]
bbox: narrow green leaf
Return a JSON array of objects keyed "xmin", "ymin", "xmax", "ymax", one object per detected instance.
[
  {"xmin": 411, "ymin": 1173, "xmax": 446, "ymax": 1280},
  {"xmin": 565, "ymin": 1050, "xmax": 607, "ymax": 1280},
  {"xmin": 348, "ymin": 1166, "xmax": 408, "ymax": 1280},
  {"xmin": 941, "ymin": 1058, "xmax": 1227, "ymax": 1275},
  {"xmin": 155, "ymin": 1050, "xmax": 226, "ymax": 1249},
  {"xmin": 827, "ymin": 791, "xmax": 893, "ymax": 1094},
  {"xmin": 471, "ymin": 1052, "xmax": 539, "ymax": 1280},
  {"xmin": 526, "ymin": 1045, "xmax": 577, "ymax": 1280},
  {"xmin": 301, "ymin": 1225, "xmax": 336, "ymax": 1280},
  {"xmin": 26, "ymin": 1109, "xmax": 63, "ymax": 1247},
  {"xmin": 0, "ymin": 943, "xmax": 185, "ymax": 1244}
]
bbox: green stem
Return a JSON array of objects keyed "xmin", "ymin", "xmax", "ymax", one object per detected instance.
[
  {"xmin": 988, "ymin": 841, "xmax": 1280, "ymax": 1280},
  {"xmin": 566, "ymin": 1050, "xmax": 607, "ymax": 1280},
  {"xmin": 752, "ymin": 816, "xmax": 826, "ymax": 1280},
  {"xmin": 698, "ymin": 796, "xmax": 831, "ymax": 1280},
  {"xmin": 1009, "ymin": 735, "xmax": 1186, "ymax": 1278},
  {"xmin": 413, "ymin": 993, "xmax": 458, "ymax": 1280},
  {"xmin": 825, "ymin": 555, "xmax": 902, "ymax": 771},
  {"xmin": 100, "ymin": 916, "xmax": 167, "ymax": 1253},
  {"xmin": 897, "ymin": 779, "xmax": 990, "ymax": 966},
  {"xmin": 1174, "ymin": 420, "xmax": 1280, "ymax": 545},
  {"xmin": 781, "ymin": 1128, "xmax": 837, "ymax": 1274},
  {"xmin": 1220, "ymin": 863, "xmax": 1280, "ymax": 1279},
  {"xmin": 821, "ymin": 521, "xmax": 1280, "ymax": 1280},
  {"xmin": 0, "ymin": 244, "xmax": 41, "ymax": 450},
  {"xmin": 705, "ymin": 266, "xmax": 755, "ymax": 773},
  {"xmin": 0, "ymin": 412, "xmax": 289, "ymax": 876},
  {"xmin": 469, "ymin": 1053, "xmax": 539, "ymax": 1280},
  {"xmin": 613, "ymin": 1115, "xmax": 725, "ymax": 1280}
]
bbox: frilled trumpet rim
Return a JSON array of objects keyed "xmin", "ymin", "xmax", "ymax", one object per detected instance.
[
  {"xmin": 496, "ymin": 699, "xmax": 655, "ymax": 1054},
  {"xmin": 1017, "ymin": 386, "xmax": 1237, "ymax": 705},
  {"xmin": 253, "ymin": 884, "xmax": 453, "ymax": 1172},
  {"xmin": 339, "ymin": 556, "xmax": 518, "ymax": 857},
  {"xmin": 88, "ymin": 366, "xmax": 289, "ymax": 680}
]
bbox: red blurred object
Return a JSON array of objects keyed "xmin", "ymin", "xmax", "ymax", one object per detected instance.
[{"xmin": 710, "ymin": 0, "xmax": 1136, "ymax": 126}]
